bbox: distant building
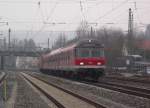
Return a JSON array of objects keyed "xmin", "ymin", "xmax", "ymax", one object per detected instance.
[
  {"xmin": 145, "ymin": 24, "xmax": 150, "ymax": 39},
  {"xmin": 16, "ymin": 57, "xmax": 38, "ymax": 69},
  {"xmin": 136, "ymin": 25, "xmax": 150, "ymax": 50},
  {"xmin": 140, "ymin": 40, "xmax": 150, "ymax": 50},
  {"xmin": 137, "ymin": 40, "xmax": 150, "ymax": 60},
  {"xmin": 122, "ymin": 43, "xmax": 128, "ymax": 56}
]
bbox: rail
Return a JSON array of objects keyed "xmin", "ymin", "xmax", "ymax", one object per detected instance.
[
  {"xmin": 83, "ymin": 81, "xmax": 150, "ymax": 99},
  {"xmin": 0, "ymin": 72, "xmax": 7, "ymax": 85},
  {"xmin": 22, "ymin": 72, "xmax": 106, "ymax": 108}
]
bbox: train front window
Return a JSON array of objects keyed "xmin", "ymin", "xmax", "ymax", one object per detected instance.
[
  {"xmin": 91, "ymin": 49, "xmax": 104, "ymax": 57},
  {"xmin": 76, "ymin": 48, "xmax": 104, "ymax": 57},
  {"xmin": 77, "ymin": 48, "xmax": 90, "ymax": 57}
]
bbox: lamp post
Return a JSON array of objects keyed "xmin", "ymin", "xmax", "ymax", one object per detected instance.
[{"xmin": 8, "ymin": 28, "xmax": 11, "ymax": 50}]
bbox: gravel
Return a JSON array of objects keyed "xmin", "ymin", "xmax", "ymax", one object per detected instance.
[
  {"xmin": 99, "ymin": 77, "xmax": 150, "ymax": 89},
  {"xmin": 0, "ymin": 71, "xmax": 16, "ymax": 108},
  {"xmin": 0, "ymin": 75, "xmax": 5, "ymax": 108},
  {"xmin": 14, "ymin": 73, "xmax": 50, "ymax": 108},
  {"xmin": 31, "ymin": 72, "xmax": 150, "ymax": 108}
]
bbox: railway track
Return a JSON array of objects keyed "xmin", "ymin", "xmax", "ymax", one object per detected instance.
[
  {"xmin": 0, "ymin": 72, "xmax": 7, "ymax": 85},
  {"xmin": 83, "ymin": 81, "xmax": 150, "ymax": 99},
  {"xmin": 105, "ymin": 76, "xmax": 150, "ymax": 84},
  {"xmin": 21, "ymin": 72, "xmax": 106, "ymax": 108},
  {"xmin": 26, "ymin": 72, "xmax": 150, "ymax": 99}
]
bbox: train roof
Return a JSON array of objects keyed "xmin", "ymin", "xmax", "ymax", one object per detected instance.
[
  {"xmin": 49, "ymin": 44, "xmax": 77, "ymax": 56},
  {"xmin": 42, "ymin": 43, "xmax": 76, "ymax": 58},
  {"xmin": 43, "ymin": 39, "xmax": 103, "ymax": 57}
]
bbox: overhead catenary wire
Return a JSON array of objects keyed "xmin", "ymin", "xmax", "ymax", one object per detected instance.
[
  {"xmin": 94, "ymin": 0, "xmax": 130, "ymax": 22},
  {"xmin": 1, "ymin": 0, "xmax": 149, "ymax": 34},
  {"xmin": 79, "ymin": 0, "xmax": 87, "ymax": 21},
  {"xmin": 108, "ymin": 9, "xmax": 129, "ymax": 25},
  {"xmin": 5, "ymin": 21, "xmax": 135, "ymax": 25},
  {"xmin": 31, "ymin": 0, "xmax": 59, "ymax": 39},
  {"xmin": 133, "ymin": 0, "xmax": 143, "ymax": 25},
  {"xmin": 46, "ymin": 1, "xmax": 58, "ymax": 21},
  {"xmin": 1, "ymin": 0, "xmax": 149, "ymax": 25},
  {"xmin": 73, "ymin": 0, "xmax": 131, "ymax": 28},
  {"xmin": 26, "ymin": 1, "xmax": 44, "ymax": 39},
  {"xmin": 0, "ymin": 0, "xmax": 149, "ymax": 52},
  {"xmin": 38, "ymin": 1, "xmax": 46, "ymax": 23},
  {"xmin": 0, "ymin": 0, "xmax": 149, "ymax": 4},
  {"xmin": 66, "ymin": 0, "xmax": 105, "ymax": 24}
]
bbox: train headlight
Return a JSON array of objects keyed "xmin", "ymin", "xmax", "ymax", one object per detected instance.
[
  {"xmin": 97, "ymin": 62, "xmax": 102, "ymax": 65},
  {"xmin": 80, "ymin": 62, "xmax": 84, "ymax": 65}
]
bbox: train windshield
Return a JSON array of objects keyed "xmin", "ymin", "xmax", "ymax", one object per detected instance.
[{"xmin": 76, "ymin": 48, "xmax": 104, "ymax": 57}]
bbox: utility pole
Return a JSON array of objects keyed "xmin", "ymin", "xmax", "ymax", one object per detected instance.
[
  {"xmin": 8, "ymin": 28, "xmax": 11, "ymax": 50},
  {"xmin": 90, "ymin": 27, "xmax": 93, "ymax": 37},
  {"xmin": 4, "ymin": 37, "xmax": 6, "ymax": 50},
  {"xmin": 128, "ymin": 8, "xmax": 133, "ymax": 36},
  {"xmin": 1, "ymin": 56, "xmax": 4, "ymax": 70},
  {"xmin": 127, "ymin": 8, "xmax": 134, "ymax": 54},
  {"xmin": 48, "ymin": 38, "xmax": 50, "ymax": 49}
]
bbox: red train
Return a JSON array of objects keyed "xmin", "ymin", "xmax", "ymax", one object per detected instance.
[{"xmin": 39, "ymin": 39, "xmax": 106, "ymax": 80}]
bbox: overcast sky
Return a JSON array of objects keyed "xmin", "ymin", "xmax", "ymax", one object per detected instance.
[{"xmin": 0, "ymin": 0, "xmax": 150, "ymax": 45}]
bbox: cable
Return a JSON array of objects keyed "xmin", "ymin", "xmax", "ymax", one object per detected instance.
[
  {"xmin": 0, "ymin": 22, "xmax": 8, "ymax": 27},
  {"xmin": 94, "ymin": 0, "xmax": 130, "ymax": 22},
  {"xmin": 110, "ymin": 9, "xmax": 128, "ymax": 25},
  {"xmin": 46, "ymin": 1, "xmax": 58, "ymax": 21},
  {"xmin": 79, "ymin": 0, "xmax": 87, "ymax": 21},
  {"xmin": 31, "ymin": 1, "xmax": 59, "ymax": 39},
  {"xmin": 72, "ymin": 0, "xmax": 105, "ymax": 24},
  {"xmin": 7, "ymin": 20, "xmax": 148, "ymax": 26},
  {"xmin": 133, "ymin": 0, "xmax": 143, "ymax": 25},
  {"xmin": 26, "ymin": 2, "xmax": 43, "ymax": 39},
  {"xmin": 0, "ymin": 0, "xmax": 149, "ymax": 4},
  {"xmin": 38, "ymin": 1, "xmax": 46, "ymax": 23}
]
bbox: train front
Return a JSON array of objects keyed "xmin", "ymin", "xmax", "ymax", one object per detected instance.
[{"xmin": 74, "ymin": 39, "xmax": 106, "ymax": 80}]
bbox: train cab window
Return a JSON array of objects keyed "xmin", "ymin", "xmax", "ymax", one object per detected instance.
[
  {"xmin": 91, "ymin": 49, "xmax": 104, "ymax": 57},
  {"xmin": 76, "ymin": 48, "xmax": 104, "ymax": 58},
  {"xmin": 77, "ymin": 48, "xmax": 90, "ymax": 57}
]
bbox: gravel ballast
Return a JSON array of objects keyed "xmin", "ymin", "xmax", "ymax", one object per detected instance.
[
  {"xmin": 31, "ymin": 72, "xmax": 150, "ymax": 108},
  {"xmin": 14, "ymin": 73, "xmax": 50, "ymax": 108}
]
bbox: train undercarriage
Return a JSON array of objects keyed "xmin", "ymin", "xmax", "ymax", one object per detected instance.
[{"xmin": 40, "ymin": 68, "xmax": 105, "ymax": 81}]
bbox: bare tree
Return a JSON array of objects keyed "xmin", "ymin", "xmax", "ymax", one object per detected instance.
[
  {"xmin": 145, "ymin": 24, "xmax": 150, "ymax": 39},
  {"xmin": 52, "ymin": 33, "xmax": 67, "ymax": 49},
  {"xmin": 9, "ymin": 38, "xmax": 37, "ymax": 51},
  {"xmin": 76, "ymin": 21, "xmax": 90, "ymax": 39},
  {"xmin": 96, "ymin": 28, "xmax": 125, "ymax": 66}
]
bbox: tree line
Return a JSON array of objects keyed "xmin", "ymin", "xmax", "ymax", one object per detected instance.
[
  {"xmin": 52, "ymin": 21, "xmax": 150, "ymax": 65},
  {"xmin": 0, "ymin": 38, "xmax": 37, "ymax": 51}
]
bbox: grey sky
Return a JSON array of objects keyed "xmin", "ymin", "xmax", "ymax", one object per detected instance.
[{"xmin": 0, "ymin": 0, "xmax": 150, "ymax": 46}]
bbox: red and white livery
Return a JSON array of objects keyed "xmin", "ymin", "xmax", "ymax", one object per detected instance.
[{"xmin": 39, "ymin": 39, "xmax": 106, "ymax": 80}]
